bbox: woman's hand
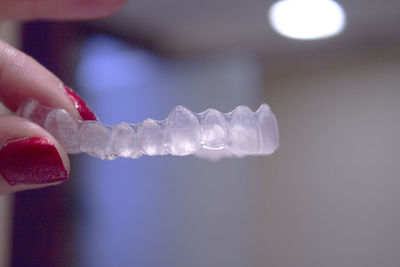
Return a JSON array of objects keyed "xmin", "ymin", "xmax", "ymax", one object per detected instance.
[{"xmin": 0, "ymin": 0, "xmax": 126, "ymax": 193}]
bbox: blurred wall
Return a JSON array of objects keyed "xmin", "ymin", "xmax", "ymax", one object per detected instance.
[
  {"xmin": 261, "ymin": 46, "xmax": 400, "ymax": 267},
  {"xmin": 0, "ymin": 21, "xmax": 20, "ymax": 267},
  {"xmin": 73, "ymin": 34, "xmax": 400, "ymax": 266}
]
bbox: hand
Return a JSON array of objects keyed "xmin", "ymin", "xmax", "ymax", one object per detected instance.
[{"xmin": 0, "ymin": 0, "xmax": 126, "ymax": 193}]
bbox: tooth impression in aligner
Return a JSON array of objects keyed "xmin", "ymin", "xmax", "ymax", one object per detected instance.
[
  {"xmin": 166, "ymin": 106, "xmax": 201, "ymax": 156},
  {"xmin": 16, "ymin": 99, "xmax": 279, "ymax": 160}
]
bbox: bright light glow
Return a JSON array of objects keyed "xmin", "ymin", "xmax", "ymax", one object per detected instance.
[{"xmin": 269, "ymin": 0, "xmax": 346, "ymax": 40}]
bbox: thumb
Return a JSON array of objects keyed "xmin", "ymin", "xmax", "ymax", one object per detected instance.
[{"xmin": 0, "ymin": 116, "xmax": 69, "ymax": 194}]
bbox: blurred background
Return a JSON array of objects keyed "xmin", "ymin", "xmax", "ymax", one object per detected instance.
[{"xmin": 1, "ymin": 0, "xmax": 400, "ymax": 266}]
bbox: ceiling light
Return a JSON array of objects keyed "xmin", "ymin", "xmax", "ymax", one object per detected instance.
[{"xmin": 269, "ymin": 0, "xmax": 346, "ymax": 40}]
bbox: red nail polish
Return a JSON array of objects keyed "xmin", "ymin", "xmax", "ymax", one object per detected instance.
[
  {"xmin": 0, "ymin": 137, "xmax": 68, "ymax": 185},
  {"xmin": 64, "ymin": 86, "xmax": 97, "ymax": 121}
]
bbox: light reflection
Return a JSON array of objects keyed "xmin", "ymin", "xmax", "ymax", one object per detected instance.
[{"xmin": 269, "ymin": 0, "xmax": 346, "ymax": 40}]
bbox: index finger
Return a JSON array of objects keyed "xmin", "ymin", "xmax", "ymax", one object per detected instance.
[{"xmin": 0, "ymin": 40, "xmax": 96, "ymax": 120}]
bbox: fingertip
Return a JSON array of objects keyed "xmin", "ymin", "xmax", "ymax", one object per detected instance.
[
  {"xmin": 0, "ymin": 41, "xmax": 92, "ymax": 121},
  {"xmin": 64, "ymin": 86, "xmax": 98, "ymax": 121}
]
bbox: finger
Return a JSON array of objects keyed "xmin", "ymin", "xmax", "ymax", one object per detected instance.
[
  {"xmin": 0, "ymin": 0, "xmax": 126, "ymax": 20},
  {"xmin": 0, "ymin": 115, "xmax": 70, "ymax": 194},
  {"xmin": 0, "ymin": 40, "xmax": 97, "ymax": 121}
]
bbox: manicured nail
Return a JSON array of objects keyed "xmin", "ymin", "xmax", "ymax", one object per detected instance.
[
  {"xmin": 64, "ymin": 86, "xmax": 97, "ymax": 121},
  {"xmin": 0, "ymin": 137, "xmax": 68, "ymax": 185}
]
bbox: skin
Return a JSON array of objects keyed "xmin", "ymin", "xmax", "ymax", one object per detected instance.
[{"xmin": 0, "ymin": 0, "xmax": 126, "ymax": 193}]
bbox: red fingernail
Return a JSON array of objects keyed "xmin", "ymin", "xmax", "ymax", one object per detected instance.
[
  {"xmin": 0, "ymin": 137, "xmax": 68, "ymax": 186},
  {"xmin": 64, "ymin": 86, "xmax": 97, "ymax": 121}
]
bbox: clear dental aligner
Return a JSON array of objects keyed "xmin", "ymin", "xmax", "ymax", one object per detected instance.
[{"xmin": 16, "ymin": 99, "xmax": 279, "ymax": 160}]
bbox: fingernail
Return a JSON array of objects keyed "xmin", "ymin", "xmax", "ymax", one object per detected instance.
[
  {"xmin": 64, "ymin": 86, "xmax": 97, "ymax": 121},
  {"xmin": 0, "ymin": 137, "xmax": 68, "ymax": 185}
]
